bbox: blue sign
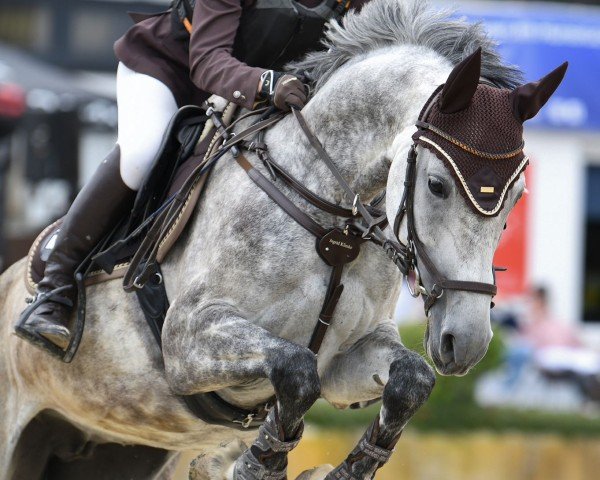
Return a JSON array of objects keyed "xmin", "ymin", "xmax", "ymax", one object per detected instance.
[{"xmin": 459, "ymin": 2, "xmax": 600, "ymax": 130}]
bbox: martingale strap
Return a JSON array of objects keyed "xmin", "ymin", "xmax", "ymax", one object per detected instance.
[
  {"xmin": 308, "ymin": 264, "xmax": 344, "ymax": 353},
  {"xmin": 232, "ymin": 107, "xmax": 411, "ymax": 354},
  {"xmin": 229, "ymin": 108, "xmax": 381, "ymax": 355},
  {"xmin": 194, "ymin": 104, "xmax": 349, "ymax": 356},
  {"xmin": 235, "ymin": 151, "xmax": 354, "ymax": 354}
]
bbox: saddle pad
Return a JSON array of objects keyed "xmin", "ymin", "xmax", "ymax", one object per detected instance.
[
  {"xmin": 25, "ymin": 101, "xmax": 239, "ymax": 295},
  {"xmin": 25, "ymin": 172, "xmax": 208, "ymax": 295}
]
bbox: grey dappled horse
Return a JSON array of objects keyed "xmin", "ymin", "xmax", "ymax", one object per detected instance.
[{"xmin": 0, "ymin": 1, "xmax": 563, "ymax": 479}]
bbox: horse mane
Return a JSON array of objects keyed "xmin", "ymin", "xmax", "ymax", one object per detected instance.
[{"xmin": 287, "ymin": 0, "xmax": 523, "ymax": 90}]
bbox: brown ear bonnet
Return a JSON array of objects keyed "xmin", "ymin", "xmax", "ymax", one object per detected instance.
[{"xmin": 412, "ymin": 48, "xmax": 568, "ymax": 216}]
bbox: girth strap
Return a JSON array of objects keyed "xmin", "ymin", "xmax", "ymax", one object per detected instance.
[{"xmin": 134, "ymin": 255, "xmax": 270, "ymax": 430}]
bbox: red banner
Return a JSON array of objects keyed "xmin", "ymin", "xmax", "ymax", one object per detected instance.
[{"xmin": 493, "ymin": 168, "xmax": 531, "ymax": 299}]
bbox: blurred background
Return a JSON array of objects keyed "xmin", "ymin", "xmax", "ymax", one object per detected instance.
[{"xmin": 0, "ymin": 0, "xmax": 599, "ymax": 479}]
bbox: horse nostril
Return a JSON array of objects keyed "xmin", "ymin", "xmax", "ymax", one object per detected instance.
[{"xmin": 440, "ymin": 332, "xmax": 455, "ymax": 364}]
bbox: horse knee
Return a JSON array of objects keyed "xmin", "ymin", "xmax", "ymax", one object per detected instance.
[
  {"xmin": 270, "ymin": 346, "xmax": 320, "ymax": 409},
  {"xmin": 384, "ymin": 351, "xmax": 435, "ymax": 414}
]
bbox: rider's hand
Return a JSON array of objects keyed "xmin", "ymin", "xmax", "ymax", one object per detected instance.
[
  {"xmin": 259, "ymin": 71, "xmax": 307, "ymax": 111},
  {"xmin": 273, "ymin": 74, "xmax": 307, "ymax": 111}
]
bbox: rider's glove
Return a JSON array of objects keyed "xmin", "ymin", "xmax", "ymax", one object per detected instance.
[{"xmin": 259, "ymin": 70, "xmax": 307, "ymax": 111}]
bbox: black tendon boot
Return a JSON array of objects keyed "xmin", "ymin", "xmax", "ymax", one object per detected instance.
[
  {"xmin": 234, "ymin": 406, "xmax": 303, "ymax": 480},
  {"xmin": 16, "ymin": 145, "xmax": 135, "ymax": 352}
]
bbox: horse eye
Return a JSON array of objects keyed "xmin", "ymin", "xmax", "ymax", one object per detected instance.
[{"xmin": 428, "ymin": 176, "xmax": 446, "ymax": 197}]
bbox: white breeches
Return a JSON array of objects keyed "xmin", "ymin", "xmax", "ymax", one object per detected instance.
[{"xmin": 116, "ymin": 62, "xmax": 179, "ymax": 190}]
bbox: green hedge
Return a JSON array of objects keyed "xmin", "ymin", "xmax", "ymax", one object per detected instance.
[{"xmin": 306, "ymin": 323, "xmax": 600, "ymax": 437}]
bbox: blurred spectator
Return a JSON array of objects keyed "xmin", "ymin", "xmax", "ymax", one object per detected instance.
[
  {"xmin": 478, "ymin": 286, "xmax": 600, "ymax": 412},
  {"xmin": 494, "ymin": 286, "xmax": 600, "ymax": 408},
  {"xmin": 521, "ymin": 286, "xmax": 580, "ymax": 350}
]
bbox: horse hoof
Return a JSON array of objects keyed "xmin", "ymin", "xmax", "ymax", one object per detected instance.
[
  {"xmin": 295, "ymin": 464, "xmax": 334, "ymax": 480},
  {"xmin": 189, "ymin": 439, "xmax": 247, "ymax": 480}
]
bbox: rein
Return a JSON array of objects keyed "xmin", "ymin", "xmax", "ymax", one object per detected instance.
[{"xmin": 230, "ymin": 106, "xmax": 498, "ymax": 324}]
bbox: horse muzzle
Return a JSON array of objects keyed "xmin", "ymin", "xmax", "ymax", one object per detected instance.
[{"xmin": 425, "ymin": 310, "xmax": 493, "ymax": 377}]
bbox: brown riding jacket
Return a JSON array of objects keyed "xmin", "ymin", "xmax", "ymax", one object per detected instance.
[{"xmin": 114, "ymin": 0, "xmax": 368, "ymax": 109}]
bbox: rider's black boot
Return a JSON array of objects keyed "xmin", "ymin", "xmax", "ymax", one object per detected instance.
[{"xmin": 16, "ymin": 145, "xmax": 135, "ymax": 350}]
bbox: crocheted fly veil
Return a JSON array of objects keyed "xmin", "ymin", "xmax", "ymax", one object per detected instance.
[{"xmin": 412, "ymin": 48, "xmax": 568, "ymax": 216}]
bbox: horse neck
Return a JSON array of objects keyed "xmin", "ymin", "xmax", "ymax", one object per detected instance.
[{"xmin": 265, "ymin": 50, "xmax": 449, "ymax": 204}]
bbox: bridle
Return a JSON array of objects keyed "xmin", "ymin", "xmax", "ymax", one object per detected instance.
[
  {"xmin": 390, "ymin": 143, "xmax": 498, "ymax": 315},
  {"xmin": 388, "ymin": 85, "xmax": 501, "ymax": 315},
  {"xmin": 128, "ymin": 86, "xmax": 502, "ymax": 325},
  {"xmin": 294, "ymin": 102, "xmax": 499, "ymax": 316}
]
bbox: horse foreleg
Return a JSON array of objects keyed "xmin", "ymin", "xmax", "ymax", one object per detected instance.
[
  {"xmin": 320, "ymin": 323, "xmax": 435, "ymax": 480},
  {"xmin": 162, "ymin": 302, "xmax": 320, "ymax": 480},
  {"xmin": 0, "ymin": 394, "xmax": 40, "ymax": 480}
]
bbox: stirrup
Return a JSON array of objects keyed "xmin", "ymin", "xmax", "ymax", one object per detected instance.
[{"xmin": 14, "ymin": 274, "xmax": 86, "ymax": 363}]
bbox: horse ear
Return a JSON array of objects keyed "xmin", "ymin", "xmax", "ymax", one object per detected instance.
[
  {"xmin": 510, "ymin": 62, "xmax": 568, "ymax": 123},
  {"xmin": 439, "ymin": 47, "xmax": 482, "ymax": 114}
]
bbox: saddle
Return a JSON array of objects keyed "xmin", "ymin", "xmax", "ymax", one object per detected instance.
[{"xmin": 26, "ymin": 100, "xmax": 237, "ymax": 295}]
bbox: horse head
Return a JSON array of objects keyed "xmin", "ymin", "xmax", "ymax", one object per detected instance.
[{"xmin": 388, "ymin": 49, "xmax": 567, "ymax": 376}]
